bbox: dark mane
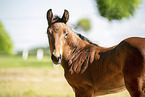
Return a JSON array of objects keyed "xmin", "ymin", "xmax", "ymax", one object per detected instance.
[
  {"xmin": 53, "ymin": 15, "xmax": 61, "ymax": 21},
  {"xmin": 51, "ymin": 15, "xmax": 63, "ymax": 24},
  {"xmin": 76, "ymin": 33, "xmax": 98, "ymax": 46}
]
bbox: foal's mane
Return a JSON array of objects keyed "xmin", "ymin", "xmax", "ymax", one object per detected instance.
[
  {"xmin": 53, "ymin": 15, "xmax": 61, "ymax": 20},
  {"xmin": 51, "ymin": 15, "xmax": 63, "ymax": 24},
  {"xmin": 76, "ymin": 33, "xmax": 99, "ymax": 46}
]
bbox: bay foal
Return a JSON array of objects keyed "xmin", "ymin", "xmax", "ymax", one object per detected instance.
[{"xmin": 46, "ymin": 9, "xmax": 145, "ymax": 97}]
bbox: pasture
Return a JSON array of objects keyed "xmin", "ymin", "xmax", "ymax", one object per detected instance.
[{"xmin": 0, "ymin": 56, "xmax": 130, "ymax": 97}]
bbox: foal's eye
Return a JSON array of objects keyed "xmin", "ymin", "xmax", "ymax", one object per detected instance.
[
  {"xmin": 55, "ymin": 29, "xmax": 58, "ymax": 32},
  {"xmin": 65, "ymin": 33, "xmax": 68, "ymax": 36},
  {"xmin": 64, "ymin": 30, "xmax": 68, "ymax": 38}
]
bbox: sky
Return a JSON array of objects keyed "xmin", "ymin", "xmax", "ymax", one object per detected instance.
[{"xmin": 0, "ymin": 0, "xmax": 145, "ymax": 52}]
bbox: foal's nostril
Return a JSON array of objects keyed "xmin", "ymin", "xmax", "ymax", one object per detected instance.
[
  {"xmin": 51, "ymin": 54, "xmax": 57, "ymax": 61},
  {"xmin": 51, "ymin": 54, "xmax": 61, "ymax": 64}
]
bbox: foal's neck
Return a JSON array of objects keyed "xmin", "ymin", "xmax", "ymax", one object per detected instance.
[{"xmin": 61, "ymin": 28, "xmax": 89, "ymax": 67}]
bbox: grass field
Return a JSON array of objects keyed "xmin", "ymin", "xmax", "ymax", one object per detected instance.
[{"xmin": 0, "ymin": 56, "xmax": 130, "ymax": 97}]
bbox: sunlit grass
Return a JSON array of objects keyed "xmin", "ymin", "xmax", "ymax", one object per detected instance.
[
  {"xmin": 0, "ymin": 56, "xmax": 74, "ymax": 97},
  {"xmin": 0, "ymin": 68, "xmax": 74, "ymax": 97}
]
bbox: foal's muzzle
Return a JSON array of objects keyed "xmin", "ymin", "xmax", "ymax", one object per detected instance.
[{"xmin": 51, "ymin": 54, "xmax": 62, "ymax": 64}]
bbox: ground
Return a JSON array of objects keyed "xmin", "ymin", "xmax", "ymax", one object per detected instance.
[{"xmin": 0, "ymin": 56, "xmax": 130, "ymax": 97}]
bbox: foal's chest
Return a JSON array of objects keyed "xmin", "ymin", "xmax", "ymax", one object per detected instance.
[{"xmin": 64, "ymin": 71, "xmax": 93, "ymax": 89}]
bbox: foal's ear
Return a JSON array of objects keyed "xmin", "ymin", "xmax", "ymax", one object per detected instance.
[
  {"xmin": 62, "ymin": 9, "xmax": 69, "ymax": 23},
  {"xmin": 47, "ymin": 9, "xmax": 53, "ymax": 26}
]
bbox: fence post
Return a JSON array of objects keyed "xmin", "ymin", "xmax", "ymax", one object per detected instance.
[
  {"xmin": 37, "ymin": 49, "xmax": 43, "ymax": 61},
  {"xmin": 22, "ymin": 50, "xmax": 29, "ymax": 60}
]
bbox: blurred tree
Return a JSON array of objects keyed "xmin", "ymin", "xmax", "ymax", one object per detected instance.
[
  {"xmin": 95, "ymin": 0, "xmax": 141, "ymax": 20},
  {"xmin": 0, "ymin": 21, "xmax": 13, "ymax": 55},
  {"xmin": 75, "ymin": 18, "xmax": 91, "ymax": 32}
]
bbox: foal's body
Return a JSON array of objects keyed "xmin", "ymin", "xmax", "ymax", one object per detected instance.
[
  {"xmin": 46, "ymin": 9, "xmax": 145, "ymax": 97},
  {"xmin": 62, "ymin": 30, "xmax": 145, "ymax": 97}
]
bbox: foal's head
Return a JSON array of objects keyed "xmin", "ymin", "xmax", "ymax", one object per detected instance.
[{"xmin": 46, "ymin": 9, "xmax": 69, "ymax": 64}]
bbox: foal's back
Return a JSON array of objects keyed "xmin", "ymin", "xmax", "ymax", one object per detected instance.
[
  {"xmin": 116, "ymin": 37, "xmax": 145, "ymax": 73},
  {"xmin": 124, "ymin": 37, "xmax": 145, "ymax": 54},
  {"xmin": 117, "ymin": 37, "xmax": 145, "ymax": 97},
  {"xmin": 90, "ymin": 37, "xmax": 145, "ymax": 96},
  {"xmin": 119, "ymin": 37, "xmax": 145, "ymax": 68}
]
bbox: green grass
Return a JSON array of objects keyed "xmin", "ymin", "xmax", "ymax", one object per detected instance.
[
  {"xmin": 0, "ymin": 56, "xmax": 130, "ymax": 97},
  {"xmin": 0, "ymin": 55, "xmax": 53, "ymax": 68}
]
